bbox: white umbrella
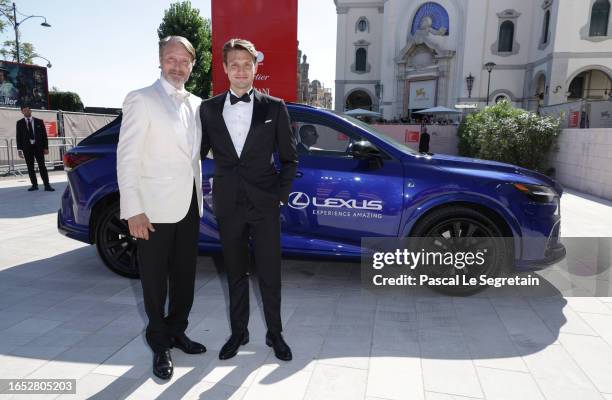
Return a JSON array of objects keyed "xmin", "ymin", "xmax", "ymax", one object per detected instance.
[
  {"xmin": 413, "ymin": 106, "xmax": 462, "ymax": 114},
  {"xmin": 344, "ymin": 108, "xmax": 382, "ymax": 117}
]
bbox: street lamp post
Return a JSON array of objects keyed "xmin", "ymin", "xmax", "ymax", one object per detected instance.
[
  {"xmin": 485, "ymin": 62, "xmax": 496, "ymax": 105},
  {"xmin": 0, "ymin": 2, "xmax": 51, "ymax": 63},
  {"xmin": 32, "ymin": 55, "xmax": 51, "ymax": 68},
  {"xmin": 465, "ymin": 73, "xmax": 474, "ymax": 98}
]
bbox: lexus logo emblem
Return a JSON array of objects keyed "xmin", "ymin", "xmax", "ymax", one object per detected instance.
[{"xmin": 288, "ymin": 192, "xmax": 310, "ymax": 209}]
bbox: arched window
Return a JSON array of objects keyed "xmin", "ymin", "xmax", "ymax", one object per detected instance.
[
  {"xmin": 498, "ymin": 21, "xmax": 515, "ymax": 52},
  {"xmin": 357, "ymin": 17, "xmax": 368, "ymax": 32},
  {"xmin": 355, "ymin": 48, "xmax": 367, "ymax": 72},
  {"xmin": 542, "ymin": 10, "xmax": 551, "ymax": 44},
  {"xmin": 568, "ymin": 69, "xmax": 612, "ymax": 99},
  {"xmin": 495, "ymin": 94, "xmax": 509, "ymax": 103},
  {"xmin": 590, "ymin": 0, "xmax": 610, "ymax": 36},
  {"xmin": 346, "ymin": 90, "xmax": 373, "ymax": 111}
]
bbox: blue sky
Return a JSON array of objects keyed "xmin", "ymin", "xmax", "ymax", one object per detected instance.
[{"xmin": 1, "ymin": 0, "xmax": 336, "ymax": 108}]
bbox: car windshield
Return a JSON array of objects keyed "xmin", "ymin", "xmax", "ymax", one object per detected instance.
[{"xmin": 333, "ymin": 112, "xmax": 419, "ymax": 155}]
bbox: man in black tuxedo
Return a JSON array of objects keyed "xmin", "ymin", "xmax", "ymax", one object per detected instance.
[
  {"xmin": 418, "ymin": 127, "xmax": 430, "ymax": 153},
  {"xmin": 16, "ymin": 105, "xmax": 54, "ymax": 192},
  {"xmin": 200, "ymin": 38, "xmax": 297, "ymax": 361}
]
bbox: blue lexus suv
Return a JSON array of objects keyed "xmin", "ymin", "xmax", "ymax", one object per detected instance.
[{"xmin": 58, "ymin": 103, "xmax": 565, "ymax": 294}]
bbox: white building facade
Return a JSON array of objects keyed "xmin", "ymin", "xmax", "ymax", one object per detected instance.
[{"xmin": 334, "ymin": 0, "xmax": 612, "ymax": 119}]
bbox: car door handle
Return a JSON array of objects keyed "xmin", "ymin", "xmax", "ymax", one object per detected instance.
[{"xmin": 295, "ymin": 171, "xmax": 303, "ymax": 178}]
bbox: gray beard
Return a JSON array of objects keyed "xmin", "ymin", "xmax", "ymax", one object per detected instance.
[{"xmin": 163, "ymin": 74, "xmax": 187, "ymax": 90}]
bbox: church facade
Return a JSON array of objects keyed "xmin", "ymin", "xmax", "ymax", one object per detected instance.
[{"xmin": 334, "ymin": 0, "xmax": 612, "ymax": 119}]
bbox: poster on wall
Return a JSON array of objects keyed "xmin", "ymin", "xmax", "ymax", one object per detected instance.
[
  {"xmin": 405, "ymin": 130, "xmax": 420, "ymax": 142},
  {"xmin": 0, "ymin": 61, "xmax": 49, "ymax": 109},
  {"xmin": 539, "ymin": 100, "xmax": 583, "ymax": 129},
  {"xmin": 568, "ymin": 111, "xmax": 580, "ymax": 128},
  {"xmin": 408, "ymin": 79, "xmax": 436, "ymax": 110},
  {"xmin": 588, "ymin": 100, "xmax": 612, "ymax": 128},
  {"xmin": 211, "ymin": 0, "xmax": 298, "ymax": 101}
]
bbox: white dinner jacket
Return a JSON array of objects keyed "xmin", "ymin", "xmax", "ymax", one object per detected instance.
[{"xmin": 117, "ymin": 80, "xmax": 203, "ymax": 223}]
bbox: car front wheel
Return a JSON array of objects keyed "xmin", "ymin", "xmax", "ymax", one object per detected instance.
[{"xmin": 410, "ymin": 206, "xmax": 512, "ymax": 296}]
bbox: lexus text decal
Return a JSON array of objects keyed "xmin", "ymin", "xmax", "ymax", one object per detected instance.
[{"xmin": 288, "ymin": 191, "xmax": 384, "ymax": 219}]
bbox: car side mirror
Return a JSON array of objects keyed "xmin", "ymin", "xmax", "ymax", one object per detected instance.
[{"xmin": 350, "ymin": 140, "xmax": 381, "ymax": 160}]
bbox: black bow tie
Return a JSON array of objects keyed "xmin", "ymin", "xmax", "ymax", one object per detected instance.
[{"xmin": 229, "ymin": 90, "xmax": 253, "ymax": 105}]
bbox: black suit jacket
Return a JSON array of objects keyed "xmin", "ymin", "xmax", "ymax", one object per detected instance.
[
  {"xmin": 200, "ymin": 90, "xmax": 298, "ymax": 217},
  {"xmin": 16, "ymin": 117, "xmax": 48, "ymax": 152},
  {"xmin": 418, "ymin": 132, "xmax": 430, "ymax": 153}
]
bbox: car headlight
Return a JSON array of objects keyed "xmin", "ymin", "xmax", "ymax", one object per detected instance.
[{"xmin": 513, "ymin": 183, "xmax": 557, "ymax": 203}]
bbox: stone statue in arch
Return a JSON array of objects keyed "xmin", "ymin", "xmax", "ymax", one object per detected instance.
[
  {"xmin": 414, "ymin": 15, "xmax": 448, "ymax": 44},
  {"xmin": 398, "ymin": 2, "xmax": 451, "ymax": 61}
]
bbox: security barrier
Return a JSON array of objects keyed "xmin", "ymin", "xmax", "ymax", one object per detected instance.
[
  {"xmin": 4, "ymin": 137, "xmax": 81, "ymax": 176},
  {"xmin": 0, "ymin": 108, "xmax": 118, "ymax": 176},
  {"xmin": 0, "ymin": 138, "xmax": 11, "ymax": 175}
]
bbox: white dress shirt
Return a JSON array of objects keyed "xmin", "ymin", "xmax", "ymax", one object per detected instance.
[
  {"xmin": 222, "ymin": 88, "xmax": 254, "ymax": 157},
  {"xmin": 159, "ymin": 75, "xmax": 195, "ymax": 155}
]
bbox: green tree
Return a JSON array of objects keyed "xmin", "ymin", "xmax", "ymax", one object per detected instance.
[
  {"xmin": 0, "ymin": 2, "xmax": 39, "ymax": 64},
  {"xmin": 457, "ymin": 100, "xmax": 561, "ymax": 173},
  {"xmin": 0, "ymin": 0, "xmax": 11, "ymax": 32},
  {"xmin": 0, "ymin": 41, "xmax": 38, "ymax": 63},
  {"xmin": 49, "ymin": 90, "xmax": 84, "ymax": 112},
  {"xmin": 157, "ymin": 1, "xmax": 212, "ymax": 98}
]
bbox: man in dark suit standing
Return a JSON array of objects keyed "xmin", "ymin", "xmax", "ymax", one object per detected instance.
[
  {"xmin": 16, "ymin": 105, "xmax": 54, "ymax": 192},
  {"xmin": 419, "ymin": 124, "xmax": 430, "ymax": 153},
  {"xmin": 200, "ymin": 38, "xmax": 298, "ymax": 361}
]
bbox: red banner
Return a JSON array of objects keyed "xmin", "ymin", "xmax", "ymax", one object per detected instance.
[
  {"xmin": 211, "ymin": 0, "xmax": 298, "ymax": 101},
  {"xmin": 568, "ymin": 111, "xmax": 580, "ymax": 128},
  {"xmin": 44, "ymin": 121, "xmax": 57, "ymax": 137},
  {"xmin": 405, "ymin": 131, "xmax": 420, "ymax": 143}
]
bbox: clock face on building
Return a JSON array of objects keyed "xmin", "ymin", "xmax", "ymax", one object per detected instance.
[{"xmin": 410, "ymin": 2, "xmax": 450, "ymax": 36}]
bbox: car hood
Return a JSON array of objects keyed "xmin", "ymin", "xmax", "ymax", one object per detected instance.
[{"xmin": 422, "ymin": 153, "xmax": 563, "ymax": 195}]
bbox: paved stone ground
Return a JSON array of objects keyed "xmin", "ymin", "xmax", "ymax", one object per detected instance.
[{"xmin": 1, "ymin": 173, "xmax": 612, "ymax": 400}]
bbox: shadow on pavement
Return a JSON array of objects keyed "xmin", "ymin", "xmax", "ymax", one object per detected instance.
[
  {"xmin": 0, "ymin": 245, "xmax": 568, "ymax": 399},
  {"xmin": 0, "ymin": 181, "xmax": 68, "ymax": 219}
]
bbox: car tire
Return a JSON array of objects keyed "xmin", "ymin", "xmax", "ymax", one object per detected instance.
[
  {"xmin": 95, "ymin": 201, "xmax": 140, "ymax": 278},
  {"xmin": 410, "ymin": 206, "xmax": 512, "ymax": 296}
]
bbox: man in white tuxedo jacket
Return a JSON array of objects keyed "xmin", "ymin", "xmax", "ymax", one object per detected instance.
[{"xmin": 117, "ymin": 36, "xmax": 206, "ymax": 381}]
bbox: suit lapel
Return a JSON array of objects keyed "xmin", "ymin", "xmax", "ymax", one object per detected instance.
[
  {"xmin": 240, "ymin": 90, "xmax": 267, "ymax": 159},
  {"xmin": 216, "ymin": 92, "xmax": 240, "ymax": 161},
  {"xmin": 188, "ymin": 95, "xmax": 201, "ymax": 160}
]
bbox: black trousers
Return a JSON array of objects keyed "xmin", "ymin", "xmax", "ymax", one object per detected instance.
[
  {"xmin": 217, "ymin": 190, "xmax": 283, "ymax": 335},
  {"xmin": 137, "ymin": 185, "xmax": 200, "ymax": 353},
  {"xmin": 23, "ymin": 147, "xmax": 49, "ymax": 187}
]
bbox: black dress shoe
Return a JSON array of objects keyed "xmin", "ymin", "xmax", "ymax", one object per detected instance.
[
  {"xmin": 172, "ymin": 334, "xmax": 206, "ymax": 354},
  {"xmin": 219, "ymin": 329, "xmax": 249, "ymax": 360},
  {"xmin": 153, "ymin": 349, "xmax": 173, "ymax": 380},
  {"xmin": 27, "ymin": 185, "xmax": 38, "ymax": 191},
  {"xmin": 266, "ymin": 332, "xmax": 292, "ymax": 361},
  {"xmin": 44, "ymin": 185, "xmax": 55, "ymax": 192}
]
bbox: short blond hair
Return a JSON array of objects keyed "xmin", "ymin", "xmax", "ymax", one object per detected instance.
[
  {"xmin": 222, "ymin": 38, "xmax": 258, "ymax": 64},
  {"xmin": 159, "ymin": 35, "xmax": 196, "ymax": 61}
]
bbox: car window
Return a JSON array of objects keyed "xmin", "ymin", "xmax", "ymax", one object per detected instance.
[
  {"xmin": 336, "ymin": 113, "xmax": 419, "ymax": 155},
  {"xmin": 294, "ymin": 121, "xmax": 351, "ymax": 154},
  {"xmin": 289, "ymin": 111, "xmax": 367, "ymax": 158}
]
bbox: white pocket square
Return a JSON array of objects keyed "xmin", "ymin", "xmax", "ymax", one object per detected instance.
[{"xmin": 265, "ymin": 119, "xmax": 272, "ymax": 124}]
